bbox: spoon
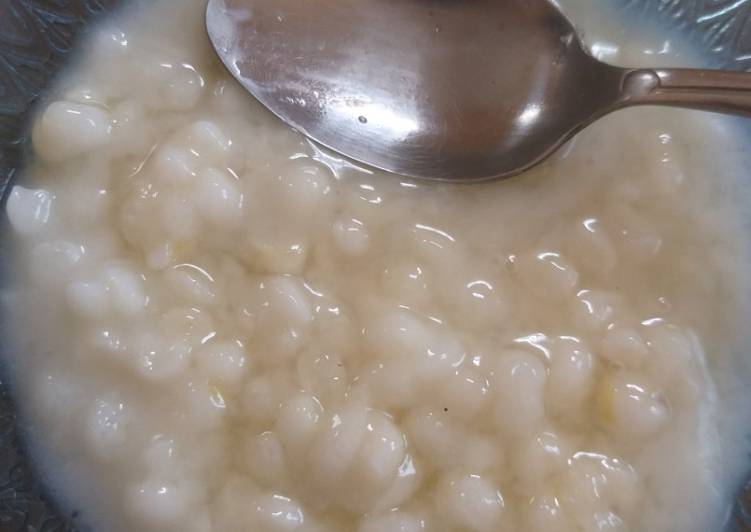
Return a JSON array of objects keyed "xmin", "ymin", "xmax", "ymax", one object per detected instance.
[{"xmin": 206, "ymin": 0, "xmax": 751, "ymax": 181}]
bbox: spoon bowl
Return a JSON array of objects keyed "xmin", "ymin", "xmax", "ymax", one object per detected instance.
[{"xmin": 207, "ymin": 0, "xmax": 751, "ymax": 181}]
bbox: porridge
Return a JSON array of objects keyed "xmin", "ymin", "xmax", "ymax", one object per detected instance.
[{"xmin": 4, "ymin": 0, "xmax": 751, "ymax": 531}]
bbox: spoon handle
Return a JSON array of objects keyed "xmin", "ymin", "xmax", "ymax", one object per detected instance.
[{"xmin": 620, "ymin": 68, "xmax": 751, "ymax": 115}]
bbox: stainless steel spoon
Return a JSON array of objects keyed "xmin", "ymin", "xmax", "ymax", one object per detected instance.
[{"xmin": 206, "ymin": 0, "xmax": 751, "ymax": 181}]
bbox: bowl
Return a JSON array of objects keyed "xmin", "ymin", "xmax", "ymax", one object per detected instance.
[{"xmin": 0, "ymin": 0, "xmax": 750, "ymax": 530}]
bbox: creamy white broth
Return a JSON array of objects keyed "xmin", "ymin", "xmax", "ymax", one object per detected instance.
[{"xmin": 4, "ymin": 1, "xmax": 751, "ymax": 531}]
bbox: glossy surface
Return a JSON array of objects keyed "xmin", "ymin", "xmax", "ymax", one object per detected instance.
[
  {"xmin": 206, "ymin": 0, "xmax": 624, "ymax": 180},
  {"xmin": 4, "ymin": 1, "xmax": 751, "ymax": 531},
  {"xmin": 206, "ymin": 0, "xmax": 751, "ymax": 181},
  {"xmin": 2, "ymin": 1, "xmax": 751, "ymax": 531}
]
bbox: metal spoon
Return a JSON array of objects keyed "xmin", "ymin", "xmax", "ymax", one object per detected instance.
[{"xmin": 206, "ymin": 0, "xmax": 751, "ymax": 181}]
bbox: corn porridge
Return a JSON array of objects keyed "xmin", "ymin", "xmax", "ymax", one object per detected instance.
[{"xmin": 3, "ymin": 1, "xmax": 751, "ymax": 531}]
